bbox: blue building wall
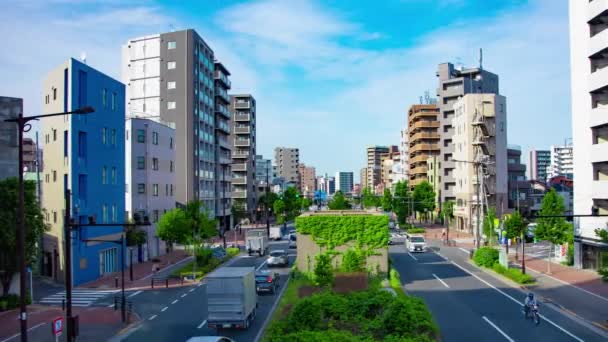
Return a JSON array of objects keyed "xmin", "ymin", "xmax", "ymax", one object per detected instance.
[{"xmin": 67, "ymin": 59, "xmax": 126, "ymax": 286}]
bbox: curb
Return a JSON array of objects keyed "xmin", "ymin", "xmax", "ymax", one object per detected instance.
[{"xmin": 254, "ymin": 276, "xmax": 291, "ymax": 342}]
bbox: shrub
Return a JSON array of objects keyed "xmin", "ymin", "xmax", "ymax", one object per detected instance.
[
  {"xmin": 226, "ymin": 247, "xmax": 240, "ymax": 258},
  {"xmin": 491, "ymin": 263, "xmax": 534, "ymax": 284},
  {"xmin": 389, "ymin": 268, "xmax": 401, "ymax": 290},
  {"xmin": 406, "ymin": 228, "xmax": 426, "ymax": 234},
  {"xmin": 195, "ymin": 248, "xmax": 213, "ymax": 266},
  {"xmin": 0, "ymin": 294, "xmax": 30, "ymax": 311},
  {"xmin": 341, "ymin": 249, "xmax": 364, "ymax": 272},
  {"xmin": 473, "ymin": 247, "xmax": 499, "ymax": 267},
  {"xmin": 313, "ymin": 253, "xmax": 334, "ymax": 287}
]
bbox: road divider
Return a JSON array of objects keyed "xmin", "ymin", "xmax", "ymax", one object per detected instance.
[{"xmin": 482, "ymin": 316, "xmax": 514, "ymax": 342}]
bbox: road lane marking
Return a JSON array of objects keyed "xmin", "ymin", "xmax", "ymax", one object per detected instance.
[
  {"xmin": 189, "ymin": 288, "xmax": 195, "ymax": 293},
  {"xmin": 161, "ymin": 306, "xmax": 168, "ymax": 312},
  {"xmin": 254, "ymin": 277, "xmax": 290, "ymax": 342},
  {"xmin": 407, "ymin": 252, "xmax": 418, "ymax": 261},
  {"xmin": 197, "ymin": 320, "xmax": 207, "ymax": 329},
  {"xmin": 0, "ymin": 322, "xmax": 47, "ymax": 342},
  {"xmin": 434, "ymin": 251, "xmax": 448, "ymax": 261},
  {"xmin": 171, "ymin": 299, "xmax": 178, "ymax": 305},
  {"xmin": 459, "ymin": 248, "xmax": 470, "ymax": 254},
  {"xmin": 148, "ymin": 315, "xmax": 157, "ymax": 321},
  {"xmin": 107, "ymin": 303, "xmax": 115, "ymax": 308},
  {"xmin": 450, "ymin": 261, "xmax": 583, "ymax": 342},
  {"xmin": 127, "ymin": 290, "xmax": 142, "ymax": 298},
  {"xmin": 256, "ymin": 260, "xmax": 268, "ymax": 271},
  {"xmin": 432, "ymin": 274, "xmax": 450, "ymax": 288},
  {"xmin": 197, "ymin": 282, "xmax": 203, "ymax": 287},
  {"xmin": 482, "ymin": 316, "xmax": 515, "ymax": 342},
  {"xmin": 181, "ymin": 293, "xmax": 187, "ymax": 298}
]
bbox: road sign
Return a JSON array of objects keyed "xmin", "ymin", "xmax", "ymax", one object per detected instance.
[{"xmin": 52, "ymin": 317, "xmax": 63, "ymax": 337}]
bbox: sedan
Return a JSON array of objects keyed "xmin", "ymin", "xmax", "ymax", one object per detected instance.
[
  {"xmin": 255, "ymin": 270, "xmax": 280, "ymax": 294},
  {"xmin": 266, "ymin": 250, "xmax": 289, "ymax": 267}
]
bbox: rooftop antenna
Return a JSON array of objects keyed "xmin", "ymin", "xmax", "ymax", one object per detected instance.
[
  {"xmin": 424, "ymin": 91, "xmax": 431, "ymax": 104},
  {"xmin": 479, "ymin": 48, "xmax": 483, "ymax": 71},
  {"xmin": 80, "ymin": 52, "xmax": 87, "ymax": 64},
  {"xmin": 169, "ymin": 24, "xmax": 175, "ymax": 32},
  {"xmin": 419, "ymin": 96, "xmax": 423, "ymax": 104}
]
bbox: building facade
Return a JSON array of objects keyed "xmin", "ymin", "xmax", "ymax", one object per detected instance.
[
  {"xmin": 335, "ymin": 171, "xmax": 354, "ymax": 194},
  {"xmin": 570, "ymin": 0, "xmax": 608, "ymax": 270},
  {"xmin": 437, "ymin": 62, "xmax": 499, "ymax": 204},
  {"xmin": 528, "ymin": 149, "xmax": 551, "ymax": 182},
  {"xmin": 507, "ymin": 146, "xmax": 530, "ymax": 213},
  {"xmin": 214, "ymin": 62, "xmax": 232, "ymax": 227},
  {"xmin": 42, "ymin": 58, "xmax": 125, "ymax": 285},
  {"xmin": 122, "ymin": 29, "xmax": 218, "ymax": 213},
  {"xmin": 230, "ymin": 94, "xmax": 257, "ymax": 215},
  {"xmin": 125, "ymin": 118, "xmax": 174, "ymax": 261},
  {"xmin": 298, "ymin": 163, "xmax": 316, "ymax": 198},
  {"xmin": 360, "ymin": 167, "xmax": 368, "ymax": 190},
  {"xmin": 400, "ymin": 127, "xmax": 409, "ymax": 180},
  {"xmin": 0, "ymin": 97, "xmax": 20, "ymax": 180},
  {"xmin": 407, "ymin": 104, "xmax": 440, "ymax": 189},
  {"xmin": 426, "ymin": 156, "xmax": 441, "ymax": 207},
  {"xmin": 452, "ymin": 94, "xmax": 507, "ymax": 233},
  {"xmin": 274, "ymin": 147, "xmax": 300, "ymax": 188},
  {"xmin": 546, "ymin": 145, "xmax": 574, "ymax": 181},
  {"xmin": 366, "ymin": 146, "xmax": 389, "ymax": 192}
]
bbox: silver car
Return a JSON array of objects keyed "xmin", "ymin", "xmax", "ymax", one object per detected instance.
[{"xmin": 266, "ymin": 250, "xmax": 289, "ymax": 267}]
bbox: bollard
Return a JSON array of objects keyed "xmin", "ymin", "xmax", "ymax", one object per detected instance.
[
  {"xmin": 62, "ymin": 298, "xmax": 65, "ymax": 311},
  {"xmin": 165, "ymin": 279, "xmax": 169, "ymax": 288},
  {"xmin": 114, "ymin": 296, "xmax": 118, "ymax": 311},
  {"xmin": 151, "ymin": 278, "xmax": 154, "ymax": 289},
  {"xmin": 115, "ymin": 277, "xmax": 119, "ymax": 288}
]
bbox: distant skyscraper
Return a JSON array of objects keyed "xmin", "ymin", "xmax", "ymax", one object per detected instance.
[
  {"xmin": 546, "ymin": 145, "xmax": 573, "ymax": 181},
  {"xmin": 528, "ymin": 149, "xmax": 551, "ymax": 182},
  {"xmin": 335, "ymin": 171, "xmax": 354, "ymax": 194}
]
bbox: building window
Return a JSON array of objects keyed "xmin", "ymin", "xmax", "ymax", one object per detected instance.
[
  {"xmin": 53, "ymin": 170, "xmax": 57, "ymax": 182},
  {"xmin": 167, "ymin": 81, "xmax": 176, "ymax": 89},
  {"xmin": 53, "ymin": 88, "xmax": 57, "ymax": 100},
  {"xmin": 170, "ymin": 137, "xmax": 173, "ymax": 149},
  {"xmin": 112, "ymin": 204, "xmax": 117, "ymax": 223},
  {"xmin": 53, "ymin": 129, "xmax": 57, "ymax": 141},
  {"xmin": 53, "ymin": 211, "xmax": 57, "ymax": 223},
  {"xmin": 165, "ymin": 184, "xmax": 169, "ymax": 196},
  {"xmin": 111, "ymin": 92, "xmax": 116, "ymax": 111},
  {"xmin": 137, "ymin": 183, "xmax": 145, "ymax": 194},
  {"xmin": 170, "ymin": 161, "xmax": 174, "ymax": 172},
  {"xmin": 153, "ymin": 184, "xmax": 159, "ymax": 197},
  {"xmin": 111, "ymin": 167, "xmax": 116, "ymax": 184},
  {"xmin": 137, "ymin": 129, "xmax": 145, "ymax": 143},
  {"xmin": 167, "ymin": 41, "xmax": 176, "ymax": 49},
  {"xmin": 152, "ymin": 132, "xmax": 159, "ymax": 145},
  {"xmin": 111, "ymin": 129, "xmax": 116, "ymax": 146},
  {"xmin": 167, "ymin": 102, "xmax": 176, "ymax": 110},
  {"xmin": 102, "ymin": 166, "xmax": 107, "ymax": 184},
  {"xmin": 152, "ymin": 158, "xmax": 159, "ymax": 170},
  {"xmin": 102, "ymin": 127, "xmax": 107, "ymax": 145},
  {"xmin": 137, "ymin": 156, "xmax": 145, "ymax": 170},
  {"xmin": 102, "ymin": 204, "xmax": 108, "ymax": 223},
  {"xmin": 153, "ymin": 210, "xmax": 159, "ymax": 223},
  {"xmin": 167, "ymin": 61, "xmax": 176, "ymax": 70},
  {"xmin": 170, "ymin": 184, "xmax": 174, "ymax": 196},
  {"xmin": 102, "ymin": 88, "xmax": 107, "ymax": 108}
]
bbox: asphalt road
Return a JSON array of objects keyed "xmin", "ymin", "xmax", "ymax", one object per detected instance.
[
  {"xmin": 389, "ymin": 236, "xmax": 607, "ymax": 342},
  {"xmin": 115, "ymin": 239, "xmax": 295, "ymax": 342}
]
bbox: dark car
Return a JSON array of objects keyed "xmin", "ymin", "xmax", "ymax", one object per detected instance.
[{"xmin": 255, "ymin": 270, "xmax": 280, "ymax": 294}]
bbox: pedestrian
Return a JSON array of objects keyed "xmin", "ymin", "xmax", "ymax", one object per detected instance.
[{"xmin": 441, "ymin": 229, "xmax": 446, "ymax": 243}]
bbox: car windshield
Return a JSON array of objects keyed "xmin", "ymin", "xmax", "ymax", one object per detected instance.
[
  {"xmin": 270, "ymin": 251, "xmax": 283, "ymax": 257},
  {"xmin": 255, "ymin": 276, "xmax": 270, "ymax": 282},
  {"xmin": 410, "ymin": 237, "xmax": 425, "ymax": 243}
]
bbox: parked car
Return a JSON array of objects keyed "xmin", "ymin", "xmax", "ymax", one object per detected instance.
[
  {"xmin": 255, "ymin": 270, "xmax": 280, "ymax": 294},
  {"xmin": 406, "ymin": 235, "xmax": 427, "ymax": 253},
  {"xmin": 288, "ymin": 234, "xmax": 297, "ymax": 248},
  {"xmin": 267, "ymin": 250, "xmax": 289, "ymax": 267}
]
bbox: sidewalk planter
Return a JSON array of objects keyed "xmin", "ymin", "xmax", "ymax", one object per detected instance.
[
  {"xmin": 473, "ymin": 247, "xmax": 534, "ymax": 285},
  {"xmin": 491, "ymin": 263, "xmax": 534, "ymax": 284},
  {"xmin": 473, "ymin": 247, "xmax": 499, "ymax": 268}
]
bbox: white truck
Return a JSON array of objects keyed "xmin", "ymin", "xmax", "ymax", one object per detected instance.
[
  {"xmin": 205, "ymin": 267, "xmax": 258, "ymax": 330},
  {"xmin": 269, "ymin": 226, "xmax": 283, "ymax": 241},
  {"xmin": 245, "ymin": 229, "xmax": 269, "ymax": 256}
]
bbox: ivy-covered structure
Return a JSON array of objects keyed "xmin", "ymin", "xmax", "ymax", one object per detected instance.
[{"xmin": 295, "ymin": 211, "xmax": 389, "ymax": 274}]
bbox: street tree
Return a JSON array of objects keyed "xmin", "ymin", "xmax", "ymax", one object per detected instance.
[
  {"xmin": 392, "ymin": 180, "xmax": 411, "ymax": 225},
  {"xmin": 0, "ymin": 178, "xmax": 49, "ymax": 295},
  {"xmin": 328, "ymin": 191, "xmax": 352, "ymax": 210},
  {"xmin": 441, "ymin": 201, "xmax": 454, "ymax": 228},
  {"xmin": 274, "ymin": 199, "xmax": 287, "ymax": 224},
  {"xmin": 361, "ymin": 187, "xmax": 379, "ymax": 209},
  {"xmin": 282, "ymin": 187, "xmax": 302, "ymax": 220},
  {"xmin": 412, "ymin": 181, "xmax": 436, "ymax": 222},
  {"xmin": 231, "ymin": 199, "xmax": 247, "ymax": 228},
  {"xmin": 535, "ymin": 188, "xmax": 570, "ymax": 273},
  {"xmin": 503, "ymin": 210, "xmax": 528, "ymax": 273},
  {"xmin": 382, "ymin": 188, "xmax": 393, "ymax": 212},
  {"xmin": 259, "ymin": 192, "xmax": 279, "ymax": 212},
  {"xmin": 300, "ymin": 197, "xmax": 313, "ymax": 211},
  {"xmin": 595, "ymin": 228, "xmax": 608, "ymax": 281},
  {"xmin": 156, "ymin": 208, "xmax": 189, "ymax": 252},
  {"xmin": 483, "ymin": 207, "xmax": 498, "ymax": 246},
  {"xmin": 184, "ymin": 200, "xmax": 218, "ymax": 253}
]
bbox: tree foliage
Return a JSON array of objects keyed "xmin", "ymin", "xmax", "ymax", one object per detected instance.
[
  {"xmin": 231, "ymin": 199, "xmax": 247, "ymax": 226},
  {"xmin": 300, "ymin": 197, "xmax": 313, "ymax": 210},
  {"xmin": 273, "ymin": 199, "xmax": 286, "ymax": 224},
  {"xmin": 327, "ymin": 191, "xmax": 351, "ymax": 210},
  {"xmin": 156, "ymin": 208, "xmax": 189, "ymax": 246},
  {"xmin": 483, "ymin": 207, "xmax": 498, "ymax": 244},
  {"xmin": 441, "ymin": 201, "xmax": 454, "ymax": 227},
  {"xmin": 392, "ymin": 181, "xmax": 411, "ymax": 225},
  {"xmin": 295, "ymin": 215, "xmax": 389, "ymax": 250},
  {"xmin": 503, "ymin": 211, "xmax": 526, "ymax": 240},
  {"xmin": 381, "ymin": 188, "xmax": 393, "ymax": 212},
  {"xmin": 412, "ymin": 181, "xmax": 436, "ymax": 219},
  {"xmin": 361, "ymin": 187, "xmax": 379, "ymax": 209},
  {"xmin": 125, "ymin": 226, "xmax": 147, "ymax": 247},
  {"xmin": 535, "ymin": 189, "xmax": 569, "ymax": 246},
  {"xmin": 0, "ymin": 178, "xmax": 49, "ymax": 295},
  {"xmin": 313, "ymin": 253, "xmax": 334, "ymax": 287}
]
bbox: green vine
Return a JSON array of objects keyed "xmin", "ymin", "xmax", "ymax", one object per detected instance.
[{"xmin": 295, "ymin": 215, "xmax": 389, "ymax": 250}]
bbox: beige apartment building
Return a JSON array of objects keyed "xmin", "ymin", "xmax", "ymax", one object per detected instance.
[
  {"xmin": 360, "ymin": 167, "xmax": 368, "ymax": 190},
  {"xmin": 230, "ymin": 94, "xmax": 257, "ymax": 214},
  {"xmin": 452, "ymin": 94, "xmax": 508, "ymax": 234},
  {"xmin": 367, "ymin": 146, "xmax": 389, "ymax": 193},
  {"xmin": 274, "ymin": 147, "xmax": 300, "ymax": 188},
  {"xmin": 407, "ymin": 104, "xmax": 440, "ymax": 189},
  {"xmin": 381, "ymin": 146, "xmax": 401, "ymax": 191},
  {"xmin": 298, "ymin": 163, "xmax": 316, "ymax": 198}
]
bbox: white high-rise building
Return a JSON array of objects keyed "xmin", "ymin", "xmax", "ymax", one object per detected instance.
[
  {"xmin": 400, "ymin": 127, "xmax": 409, "ymax": 180},
  {"xmin": 545, "ymin": 145, "xmax": 573, "ymax": 181},
  {"xmin": 569, "ymin": 0, "xmax": 608, "ymax": 269}
]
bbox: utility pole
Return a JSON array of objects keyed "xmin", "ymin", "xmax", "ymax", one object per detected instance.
[
  {"xmin": 266, "ymin": 167, "xmax": 270, "ymax": 237},
  {"xmin": 476, "ymin": 165, "xmax": 481, "ymax": 250},
  {"xmin": 64, "ymin": 190, "xmax": 74, "ymax": 342}
]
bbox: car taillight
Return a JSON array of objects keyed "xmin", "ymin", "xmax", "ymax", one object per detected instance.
[{"xmin": 267, "ymin": 276, "xmax": 272, "ymax": 283}]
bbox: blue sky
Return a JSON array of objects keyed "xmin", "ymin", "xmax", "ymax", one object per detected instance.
[{"xmin": 0, "ymin": 0, "xmax": 570, "ymax": 182}]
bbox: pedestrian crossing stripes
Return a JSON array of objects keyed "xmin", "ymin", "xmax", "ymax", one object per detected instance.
[{"xmin": 39, "ymin": 289, "xmax": 119, "ymax": 307}]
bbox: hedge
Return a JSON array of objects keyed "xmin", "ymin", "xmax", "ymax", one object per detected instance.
[
  {"xmin": 406, "ymin": 228, "xmax": 426, "ymax": 234},
  {"xmin": 473, "ymin": 247, "xmax": 499, "ymax": 268},
  {"xmin": 491, "ymin": 263, "xmax": 535, "ymax": 284},
  {"xmin": 0, "ymin": 294, "xmax": 31, "ymax": 312},
  {"xmin": 295, "ymin": 215, "xmax": 389, "ymax": 250}
]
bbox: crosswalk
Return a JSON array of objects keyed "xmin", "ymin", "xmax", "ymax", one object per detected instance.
[{"xmin": 39, "ymin": 289, "xmax": 119, "ymax": 307}]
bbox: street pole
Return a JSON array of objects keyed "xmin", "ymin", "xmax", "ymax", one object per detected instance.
[
  {"xmin": 476, "ymin": 165, "xmax": 481, "ymax": 250},
  {"xmin": 522, "ymin": 231, "xmax": 526, "ymax": 274},
  {"xmin": 129, "ymin": 248, "xmax": 133, "ymax": 282},
  {"xmin": 121, "ymin": 235, "xmax": 126, "ymax": 323},
  {"xmin": 64, "ymin": 190, "xmax": 74, "ymax": 342},
  {"xmin": 266, "ymin": 168, "xmax": 270, "ymax": 237}
]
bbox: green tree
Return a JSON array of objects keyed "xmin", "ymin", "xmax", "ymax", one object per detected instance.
[
  {"xmin": 282, "ymin": 187, "xmax": 302, "ymax": 220},
  {"xmin": 382, "ymin": 188, "xmax": 393, "ymax": 212},
  {"xmin": 183, "ymin": 200, "xmax": 218, "ymax": 253},
  {"xmin": 125, "ymin": 226, "xmax": 147, "ymax": 247},
  {"xmin": 441, "ymin": 201, "xmax": 454, "ymax": 229},
  {"xmin": 328, "ymin": 191, "xmax": 352, "ymax": 210},
  {"xmin": 0, "ymin": 178, "xmax": 49, "ymax": 295},
  {"xmin": 412, "ymin": 181, "xmax": 436, "ymax": 222},
  {"xmin": 300, "ymin": 197, "xmax": 312, "ymax": 211},
  {"xmin": 596, "ymin": 228, "xmax": 608, "ymax": 281},
  {"xmin": 313, "ymin": 253, "xmax": 334, "ymax": 287},
  {"xmin": 503, "ymin": 210, "xmax": 528, "ymax": 273},
  {"xmin": 483, "ymin": 207, "xmax": 498, "ymax": 246},
  {"xmin": 231, "ymin": 199, "xmax": 247, "ymax": 227},
  {"xmin": 393, "ymin": 181, "xmax": 411, "ymax": 225},
  {"xmin": 273, "ymin": 199, "xmax": 287, "ymax": 224},
  {"xmin": 361, "ymin": 187, "xmax": 379, "ymax": 209},
  {"xmin": 259, "ymin": 192, "xmax": 279, "ymax": 212},
  {"xmin": 156, "ymin": 208, "xmax": 189, "ymax": 251},
  {"xmin": 535, "ymin": 189, "xmax": 570, "ymax": 273}
]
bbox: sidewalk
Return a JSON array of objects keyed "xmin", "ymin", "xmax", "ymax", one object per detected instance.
[{"xmin": 79, "ymin": 249, "xmax": 190, "ymax": 290}]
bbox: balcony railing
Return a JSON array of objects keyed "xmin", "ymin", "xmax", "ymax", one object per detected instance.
[
  {"xmin": 411, "ymin": 121, "xmax": 440, "ymax": 130},
  {"xmin": 234, "ymin": 138, "xmax": 250, "ymax": 147},
  {"xmin": 232, "ymin": 190, "xmax": 247, "ymax": 198},
  {"xmin": 234, "ymin": 113, "xmax": 250, "ymax": 121},
  {"xmin": 234, "ymin": 126, "xmax": 250, "ymax": 134},
  {"xmin": 233, "ymin": 163, "xmax": 247, "ymax": 172},
  {"xmin": 232, "ymin": 177, "xmax": 247, "ymax": 185},
  {"xmin": 215, "ymin": 104, "xmax": 231, "ymax": 118},
  {"xmin": 232, "ymin": 150, "xmax": 250, "ymax": 158},
  {"xmin": 214, "ymin": 70, "xmax": 231, "ymax": 88},
  {"xmin": 234, "ymin": 101, "xmax": 250, "ymax": 109}
]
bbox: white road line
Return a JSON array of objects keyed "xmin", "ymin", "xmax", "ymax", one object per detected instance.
[
  {"xmin": 148, "ymin": 315, "xmax": 157, "ymax": 321},
  {"xmin": 254, "ymin": 277, "xmax": 291, "ymax": 342},
  {"xmin": 127, "ymin": 290, "xmax": 142, "ymax": 298},
  {"xmin": 181, "ymin": 293, "xmax": 187, "ymax": 298},
  {"xmin": 525, "ymin": 266, "xmax": 608, "ymax": 303},
  {"xmin": 256, "ymin": 260, "xmax": 268, "ymax": 271},
  {"xmin": 459, "ymin": 248, "xmax": 470, "ymax": 254},
  {"xmin": 171, "ymin": 299, "xmax": 178, "ymax": 305},
  {"xmin": 407, "ymin": 252, "xmax": 418, "ymax": 261},
  {"xmin": 482, "ymin": 316, "xmax": 515, "ymax": 342},
  {"xmin": 197, "ymin": 320, "xmax": 207, "ymax": 329},
  {"xmin": 189, "ymin": 288, "xmax": 195, "ymax": 293},
  {"xmin": 161, "ymin": 306, "xmax": 168, "ymax": 312},
  {"xmin": 432, "ymin": 273, "xmax": 450, "ymax": 288},
  {"xmin": 1, "ymin": 322, "xmax": 48, "ymax": 342},
  {"xmin": 450, "ymin": 261, "xmax": 584, "ymax": 342},
  {"xmin": 107, "ymin": 303, "xmax": 115, "ymax": 308},
  {"xmin": 434, "ymin": 251, "xmax": 448, "ymax": 261},
  {"xmin": 197, "ymin": 282, "xmax": 203, "ymax": 287}
]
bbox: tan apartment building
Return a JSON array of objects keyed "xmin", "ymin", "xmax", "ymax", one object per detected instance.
[
  {"xmin": 381, "ymin": 146, "xmax": 401, "ymax": 191},
  {"xmin": 360, "ymin": 167, "xmax": 368, "ymax": 190},
  {"xmin": 407, "ymin": 104, "xmax": 440, "ymax": 189},
  {"xmin": 230, "ymin": 94, "xmax": 257, "ymax": 215},
  {"xmin": 274, "ymin": 147, "xmax": 300, "ymax": 188},
  {"xmin": 452, "ymin": 94, "xmax": 508, "ymax": 234},
  {"xmin": 367, "ymin": 146, "xmax": 389, "ymax": 193},
  {"xmin": 298, "ymin": 163, "xmax": 316, "ymax": 198}
]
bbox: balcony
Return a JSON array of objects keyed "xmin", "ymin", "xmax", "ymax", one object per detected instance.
[
  {"xmin": 410, "ymin": 166, "xmax": 427, "ymax": 175},
  {"xmin": 214, "ymin": 70, "xmax": 231, "ymax": 89},
  {"xmin": 234, "ymin": 126, "xmax": 250, "ymax": 134},
  {"xmin": 219, "ymin": 155, "xmax": 232, "ymax": 165},
  {"xmin": 409, "ymin": 110, "xmax": 439, "ymax": 122},
  {"xmin": 441, "ymin": 81, "xmax": 464, "ymax": 99},
  {"xmin": 216, "ymin": 89, "xmax": 231, "ymax": 104},
  {"xmin": 409, "ymin": 154, "xmax": 430, "ymax": 165},
  {"xmin": 234, "ymin": 113, "xmax": 250, "ymax": 122},
  {"xmin": 232, "ymin": 177, "xmax": 247, "ymax": 185},
  {"xmin": 410, "ymin": 132, "xmax": 440, "ymax": 142},
  {"xmin": 234, "ymin": 101, "xmax": 250, "ymax": 109},
  {"xmin": 233, "ymin": 163, "xmax": 247, "ymax": 172},
  {"xmin": 234, "ymin": 138, "xmax": 250, "ymax": 147},
  {"xmin": 588, "ymin": 2, "xmax": 608, "ymax": 35},
  {"xmin": 232, "ymin": 190, "xmax": 248, "ymax": 199},
  {"xmin": 218, "ymin": 138, "xmax": 231, "ymax": 150},
  {"xmin": 215, "ymin": 104, "xmax": 231, "ymax": 118},
  {"xmin": 409, "ymin": 143, "xmax": 439, "ymax": 153},
  {"xmin": 215, "ymin": 122, "xmax": 230, "ymax": 134},
  {"xmin": 232, "ymin": 150, "xmax": 249, "ymax": 159},
  {"xmin": 411, "ymin": 121, "xmax": 440, "ymax": 130}
]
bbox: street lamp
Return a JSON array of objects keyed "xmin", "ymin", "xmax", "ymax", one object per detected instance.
[{"xmin": 4, "ymin": 106, "xmax": 93, "ymax": 342}]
